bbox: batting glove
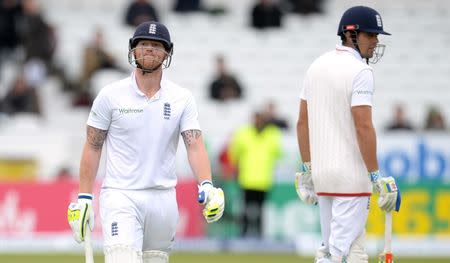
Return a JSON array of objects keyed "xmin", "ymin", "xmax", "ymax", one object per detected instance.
[
  {"xmin": 198, "ymin": 180, "xmax": 225, "ymax": 223},
  {"xmin": 370, "ymin": 171, "xmax": 401, "ymax": 212},
  {"xmin": 295, "ymin": 162, "xmax": 318, "ymax": 205},
  {"xmin": 67, "ymin": 193, "xmax": 94, "ymax": 243}
]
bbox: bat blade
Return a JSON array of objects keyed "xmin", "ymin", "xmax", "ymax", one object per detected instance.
[
  {"xmin": 378, "ymin": 212, "xmax": 394, "ymax": 263},
  {"xmin": 84, "ymin": 227, "xmax": 95, "ymax": 263}
]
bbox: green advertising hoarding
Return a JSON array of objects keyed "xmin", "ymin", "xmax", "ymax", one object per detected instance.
[
  {"xmin": 210, "ymin": 181, "xmax": 450, "ymax": 240},
  {"xmin": 208, "ymin": 134, "xmax": 450, "ymax": 239}
]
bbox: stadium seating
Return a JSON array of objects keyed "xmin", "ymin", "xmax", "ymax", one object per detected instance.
[{"xmin": 1, "ymin": 0, "xmax": 449, "ymax": 179}]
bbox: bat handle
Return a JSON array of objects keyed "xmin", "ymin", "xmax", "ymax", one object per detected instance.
[
  {"xmin": 84, "ymin": 227, "xmax": 95, "ymax": 263},
  {"xmin": 384, "ymin": 212, "xmax": 392, "ymax": 254}
]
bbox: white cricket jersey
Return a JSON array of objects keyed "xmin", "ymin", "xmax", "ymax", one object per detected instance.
[
  {"xmin": 301, "ymin": 45, "xmax": 374, "ymax": 195},
  {"xmin": 87, "ymin": 72, "xmax": 201, "ymax": 190}
]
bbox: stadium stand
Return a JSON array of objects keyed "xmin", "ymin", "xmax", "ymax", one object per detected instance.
[{"xmin": 0, "ymin": 0, "xmax": 449, "ymax": 178}]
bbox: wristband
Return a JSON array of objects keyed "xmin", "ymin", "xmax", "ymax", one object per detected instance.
[
  {"xmin": 301, "ymin": 162, "xmax": 311, "ymax": 172},
  {"xmin": 369, "ymin": 170, "xmax": 380, "ymax": 182},
  {"xmin": 200, "ymin": 180, "xmax": 213, "ymax": 187},
  {"xmin": 78, "ymin": 193, "xmax": 93, "ymax": 200}
]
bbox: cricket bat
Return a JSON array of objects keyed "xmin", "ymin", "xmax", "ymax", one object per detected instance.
[
  {"xmin": 84, "ymin": 227, "xmax": 95, "ymax": 263},
  {"xmin": 379, "ymin": 212, "xmax": 394, "ymax": 263}
]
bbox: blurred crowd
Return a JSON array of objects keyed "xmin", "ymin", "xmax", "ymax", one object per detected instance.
[
  {"xmin": 1, "ymin": 0, "xmax": 447, "ymax": 131},
  {"xmin": 0, "ymin": 0, "xmax": 326, "ymax": 240},
  {"xmin": 1, "ymin": 0, "xmax": 449, "ymax": 241},
  {"xmin": 0, "ymin": 0, "xmax": 327, "ymax": 115},
  {"xmin": 385, "ymin": 104, "xmax": 447, "ymax": 132}
]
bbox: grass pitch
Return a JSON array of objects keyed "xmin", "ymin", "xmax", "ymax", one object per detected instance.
[{"xmin": 0, "ymin": 252, "xmax": 449, "ymax": 263}]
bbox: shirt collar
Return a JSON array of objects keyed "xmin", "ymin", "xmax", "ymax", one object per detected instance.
[
  {"xmin": 130, "ymin": 71, "xmax": 162, "ymax": 101},
  {"xmin": 131, "ymin": 71, "xmax": 145, "ymax": 96},
  {"xmin": 335, "ymin": 44, "xmax": 363, "ymax": 61}
]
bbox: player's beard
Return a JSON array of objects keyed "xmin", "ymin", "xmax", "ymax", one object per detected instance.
[
  {"xmin": 365, "ymin": 48, "xmax": 374, "ymax": 59},
  {"xmin": 128, "ymin": 46, "xmax": 171, "ymax": 74},
  {"xmin": 356, "ymin": 42, "xmax": 374, "ymax": 59},
  {"xmin": 135, "ymin": 55, "xmax": 165, "ymax": 73}
]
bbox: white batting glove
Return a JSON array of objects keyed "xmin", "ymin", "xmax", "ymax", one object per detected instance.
[
  {"xmin": 198, "ymin": 180, "xmax": 225, "ymax": 223},
  {"xmin": 67, "ymin": 193, "xmax": 95, "ymax": 243},
  {"xmin": 370, "ymin": 171, "xmax": 401, "ymax": 212},
  {"xmin": 295, "ymin": 162, "xmax": 318, "ymax": 205}
]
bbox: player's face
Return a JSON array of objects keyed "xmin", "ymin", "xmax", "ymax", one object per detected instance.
[
  {"xmin": 134, "ymin": 40, "xmax": 167, "ymax": 69},
  {"xmin": 357, "ymin": 32, "xmax": 379, "ymax": 59}
]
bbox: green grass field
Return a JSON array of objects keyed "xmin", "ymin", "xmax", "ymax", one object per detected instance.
[{"xmin": 1, "ymin": 253, "xmax": 449, "ymax": 263}]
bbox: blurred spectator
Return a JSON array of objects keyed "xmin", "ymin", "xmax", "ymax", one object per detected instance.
[
  {"xmin": 251, "ymin": 0, "xmax": 283, "ymax": 30},
  {"xmin": 283, "ymin": 0, "xmax": 324, "ymax": 15},
  {"xmin": 79, "ymin": 28, "xmax": 126, "ymax": 89},
  {"xmin": 0, "ymin": 0, "xmax": 23, "ymax": 59},
  {"xmin": 263, "ymin": 100, "xmax": 289, "ymax": 130},
  {"xmin": 385, "ymin": 104, "xmax": 414, "ymax": 131},
  {"xmin": 17, "ymin": 0, "xmax": 56, "ymax": 68},
  {"xmin": 124, "ymin": 0, "xmax": 160, "ymax": 27},
  {"xmin": 0, "ymin": 68, "xmax": 41, "ymax": 115},
  {"xmin": 204, "ymin": 0, "xmax": 228, "ymax": 15},
  {"xmin": 18, "ymin": 0, "xmax": 73, "ymax": 95},
  {"xmin": 229, "ymin": 110, "xmax": 282, "ymax": 238},
  {"xmin": 173, "ymin": 0, "xmax": 203, "ymax": 13},
  {"xmin": 55, "ymin": 167, "xmax": 74, "ymax": 181},
  {"xmin": 424, "ymin": 106, "xmax": 446, "ymax": 131},
  {"xmin": 209, "ymin": 55, "xmax": 243, "ymax": 102},
  {"xmin": 16, "ymin": 0, "xmax": 74, "ymax": 91},
  {"xmin": 75, "ymin": 28, "xmax": 127, "ymax": 106}
]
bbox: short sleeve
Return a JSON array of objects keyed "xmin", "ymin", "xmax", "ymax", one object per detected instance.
[
  {"xmin": 300, "ymin": 77, "xmax": 308, "ymax": 101},
  {"xmin": 87, "ymin": 90, "xmax": 112, "ymax": 130},
  {"xmin": 351, "ymin": 69, "xmax": 374, "ymax": 107},
  {"xmin": 180, "ymin": 93, "xmax": 201, "ymax": 132}
]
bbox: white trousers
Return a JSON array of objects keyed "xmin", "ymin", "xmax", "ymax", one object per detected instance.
[
  {"xmin": 318, "ymin": 195, "xmax": 369, "ymax": 258},
  {"xmin": 100, "ymin": 188, "xmax": 179, "ymax": 252}
]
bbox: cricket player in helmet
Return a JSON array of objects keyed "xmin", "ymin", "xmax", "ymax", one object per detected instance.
[
  {"xmin": 295, "ymin": 6, "xmax": 401, "ymax": 263},
  {"xmin": 68, "ymin": 21, "xmax": 224, "ymax": 263},
  {"xmin": 337, "ymin": 6, "xmax": 390, "ymax": 64},
  {"xmin": 128, "ymin": 21, "xmax": 174, "ymax": 73}
]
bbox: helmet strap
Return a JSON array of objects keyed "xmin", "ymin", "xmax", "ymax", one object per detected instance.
[{"xmin": 349, "ymin": 30, "xmax": 369, "ymax": 64}]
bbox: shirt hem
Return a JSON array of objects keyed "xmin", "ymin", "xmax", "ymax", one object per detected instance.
[{"xmin": 317, "ymin": 192, "xmax": 372, "ymax": 197}]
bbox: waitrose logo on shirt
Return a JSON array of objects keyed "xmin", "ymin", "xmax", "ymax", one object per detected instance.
[{"xmin": 116, "ymin": 108, "xmax": 144, "ymax": 114}]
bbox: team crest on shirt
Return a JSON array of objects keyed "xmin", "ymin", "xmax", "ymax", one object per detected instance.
[
  {"xmin": 164, "ymin": 103, "xmax": 171, "ymax": 120},
  {"xmin": 111, "ymin": 222, "xmax": 118, "ymax": 236}
]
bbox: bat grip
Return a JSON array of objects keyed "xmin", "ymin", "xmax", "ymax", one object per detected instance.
[{"xmin": 384, "ymin": 212, "xmax": 392, "ymax": 253}]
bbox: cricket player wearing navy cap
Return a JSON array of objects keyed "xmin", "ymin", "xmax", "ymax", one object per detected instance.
[
  {"xmin": 67, "ymin": 21, "xmax": 224, "ymax": 263},
  {"xmin": 294, "ymin": 6, "xmax": 401, "ymax": 263}
]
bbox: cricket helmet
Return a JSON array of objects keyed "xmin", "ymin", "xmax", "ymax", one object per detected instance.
[
  {"xmin": 129, "ymin": 21, "xmax": 173, "ymax": 52},
  {"xmin": 337, "ymin": 6, "xmax": 391, "ymax": 36}
]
